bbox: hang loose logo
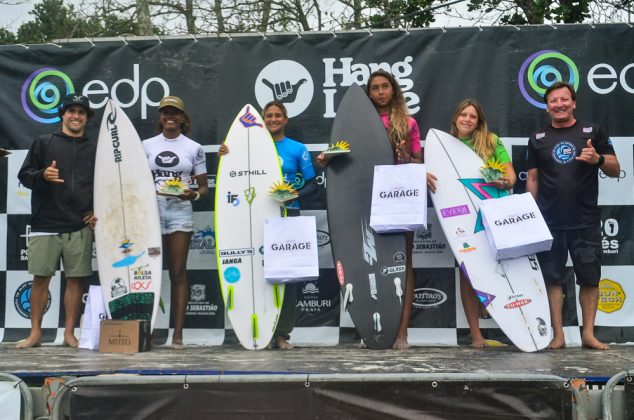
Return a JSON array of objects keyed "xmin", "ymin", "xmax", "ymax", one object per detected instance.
[
  {"xmin": 262, "ymin": 78, "xmax": 307, "ymax": 103},
  {"xmin": 255, "ymin": 60, "xmax": 314, "ymax": 118}
]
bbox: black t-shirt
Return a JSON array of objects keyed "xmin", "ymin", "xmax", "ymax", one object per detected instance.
[{"xmin": 526, "ymin": 120, "xmax": 615, "ymax": 229}]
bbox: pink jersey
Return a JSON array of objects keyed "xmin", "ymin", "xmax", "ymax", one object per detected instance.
[{"xmin": 379, "ymin": 114, "xmax": 422, "ymax": 154}]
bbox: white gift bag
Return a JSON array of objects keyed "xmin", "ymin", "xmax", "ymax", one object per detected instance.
[
  {"xmin": 264, "ymin": 216, "xmax": 319, "ymax": 283},
  {"xmin": 480, "ymin": 192, "xmax": 553, "ymax": 260},
  {"xmin": 79, "ymin": 285, "xmax": 107, "ymax": 350},
  {"xmin": 370, "ymin": 163, "xmax": 427, "ymax": 233}
]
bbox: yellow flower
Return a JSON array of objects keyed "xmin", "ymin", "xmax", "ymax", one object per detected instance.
[
  {"xmin": 482, "ymin": 158, "xmax": 506, "ymax": 175},
  {"xmin": 327, "ymin": 140, "xmax": 350, "ymax": 151},
  {"xmin": 160, "ymin": 178, "xmax": 187, "ymax": 193},
  {"xmin": 269, "ymin": 180, "xmax": 297, "ymax": 195}
]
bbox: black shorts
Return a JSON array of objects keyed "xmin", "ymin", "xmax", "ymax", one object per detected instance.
[{"xmin": 537, "ymin": 226, "xmax": 602, "ymax": 287}]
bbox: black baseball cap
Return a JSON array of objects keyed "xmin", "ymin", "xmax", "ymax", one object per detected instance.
[{"xmin": 59, "ymin": 94, "xmax": 95, "ymax": 117}]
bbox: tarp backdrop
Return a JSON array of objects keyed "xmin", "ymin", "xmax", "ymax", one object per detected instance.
[{"xmin": 0, "ymin": 24, "xmax": 632, "ymax": 346}]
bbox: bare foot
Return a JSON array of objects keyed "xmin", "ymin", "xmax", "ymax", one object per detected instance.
[
  {"xmin": 582, "ymin": 335, "xmax": 610, "ymax": 350},
  {"xmin": 547, "ymin": 337, "xmax": 566, "ymax": 349},
  {"xmin": 275, "ymin": 336, "xmax": 294, "ymax": 350},
  {"xmin": 63, "ymin": 332, "xmax": 79, "ymax": 348},
  {"xmin": 15, "ymin": 336, "xmax": 42, "ymax": 349},
  {"xmin": 171, "ymin": 340, "xmax": 185, "ymax": 350},
  {"xmin": 392, "ymin": 336, "xmax": 410, "ymax": 350},
  {"xmin": 471, "ymin": 336, "xmax": 487, "ymax": 348}
]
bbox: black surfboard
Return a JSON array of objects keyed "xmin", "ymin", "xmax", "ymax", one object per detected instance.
[{"xmin": 326, "ymin": 84, "xmax": 407, "ymax": 349}]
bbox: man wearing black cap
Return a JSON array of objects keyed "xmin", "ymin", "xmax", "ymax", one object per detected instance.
[{"xmin": 17, "ymin": 93, "xmax": 97, "ymax": 349}]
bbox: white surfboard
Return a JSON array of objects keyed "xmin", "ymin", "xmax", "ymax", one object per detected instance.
[
  {"xmin": 425, "ymin": 129, "xmax": 552, "ymax": 352},
  {"xmin": 94, "ymin": 99, "xmax": 162, "ymax": 331},
  {"xmin": 215, "ymin": 105, "xmax": 285, "ymax": 350}
]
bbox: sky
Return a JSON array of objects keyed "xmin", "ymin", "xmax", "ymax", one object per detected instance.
[{"xmin": 0, "ymin": 0, "xmax": 475, "ymax": 34}]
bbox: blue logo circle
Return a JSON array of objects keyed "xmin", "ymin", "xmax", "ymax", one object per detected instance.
[
  {"xmin": 552, "ymin": 141, "xmax": 576, "ymax": 164},
  {"xmin": 224, "ymin": 267, "xmax": 241, "ymax": 283},
  {"xmin": 14, "ymin": 281, "xmax": 51, "ymax": 318}
]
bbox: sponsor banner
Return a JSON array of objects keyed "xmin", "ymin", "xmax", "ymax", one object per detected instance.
[
  {"xmin": 5, "ymin": 271, "xmax": 61, "ymax": 328},
  {"xmin": 295, "ymin": 269, "xmax": 340, "ymax": 328},
  {"xmin": 154, "ymin": 271, "xmax": 172, "ymax": 330},
  {"xmin": 600, "ymin": 206, "xmax": 634, "ymax": 266},
  {"xmin": 181, "ymin": 327, "xmax": 224, "ymax": 346},
  {"xmin": 508, "ymin": 142, "xmax": 529, "ymax": 195},
  {"xmin": 184, "ymin": 270, "xmax": 224, "ymax": 329},
  {"xmin": 409, "ymin": 328, "xmax": 457, "ymax": 346},
  {"xmin": 598, "ymin": 138, "xmax": 633, "ymax": 205},
  {"xmin": 0, "ymin": 272, "xmax": 5, "ymax": 328},
  {"xmin": 410, "ymin": 267, "xmax": 456, "ymax": 329},
  {"xmin": 0, "ymin": 215, "xmax": 6, "ymax": 271},
  {"xmin": 301, "ymin": 210, "xmax": 333, "ymax": 269},
  {"xmin": 289, "ymin": 326, "xmax": 340, "ymax": 346},
  {"xmin": 2, "ymin": 27, "xmax": 634, "ymax": 149},
  {"xmin": 594, "ymin": 267, "xmax": 633, "ymax": 327},
  {"xmin": 191, "ymin": 152, "xmax": 217, "ymax": 213},
  {"xmin": 412, "ymin": 210, "xmax": 454, "ymax": 268},
  {"xmin": 6, "ymin": 215, "xmax": 32, "ymax": 271},
  {"xmin": 0, "ymin": 157, "xmax": 6, "ymax": 215},
  {"xmin": 7, "ymin": 150, "xmax": 30, "ymax": 214},
  {"xmin": 187, "ymin": 211, "xmax": 216, "ymax": 270}
]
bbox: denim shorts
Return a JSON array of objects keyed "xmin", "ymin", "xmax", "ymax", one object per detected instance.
[{"xmin": 158, "ymin": 197, "xmax": 194, "ymax": 234}]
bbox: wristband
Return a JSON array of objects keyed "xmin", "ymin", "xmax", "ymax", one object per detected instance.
[
  {"xmin": 193, "ymin": 191, "xmax": 200, "ymax": 201},
  {"xmin": 595, "ymin": 155, "xmax": 605, "ymax": 167}
]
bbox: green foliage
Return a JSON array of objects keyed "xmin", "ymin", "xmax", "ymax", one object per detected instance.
[
  {"xmin": 366, "ymin": 0, "xmax": 436, "ymax": 28},
  {"xmin": 12, "ymin": 0, "xmax": 139, "ymax": 44},
  {"xmin": 471, "ymin": 0, "xmax": 592, "ymax": 24},
  {"xmin": 0, "ymin": 28, "xmax": 17, "ymax": 45}
]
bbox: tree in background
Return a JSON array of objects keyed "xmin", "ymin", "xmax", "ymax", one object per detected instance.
[
  {"xmin": 0, "ymin": 0, "xmax": 632, "ymax": 42},
  {"xmin": 0, "ymin": 27, "xmax": 17, "ymax": 44},
  {"xmin": 366, "ymin": 0, "xmax": 436, "ymax": 28}
]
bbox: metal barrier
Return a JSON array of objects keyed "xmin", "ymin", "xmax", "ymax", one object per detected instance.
[
  {"xmin": 602, "ymin": 369, "xmax": 632, "ymax": 420},
  {"xmin": 0, "ymin": 372, "xmax": 34, "ymax": 420}
]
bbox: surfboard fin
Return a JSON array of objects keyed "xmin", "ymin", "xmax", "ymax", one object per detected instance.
[
  {"xmin": 373, "ymin": 313, "xmax": 382, "ymax": 333},
  {"xmin": 251, "ymin": 314, "xmax": 259, "ymax": 340},
  {"xmin": 227, "ymin": 286, "xmax": 234, "ymax": 311},
  {"xmin": 273, "ymin": 284, "xmax": 282, "ymax": 309},
  {"xmin": 394, "ymin": 277, "xmax": 403, "ymax": 304},
  {"xmin": 343, "ymin": 283, "xmax": 354, "ymax": 312}
]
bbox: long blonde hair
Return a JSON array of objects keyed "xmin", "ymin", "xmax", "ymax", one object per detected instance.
[
  {"xmin": 450, "ymin": 99, "xmax": 497, "ymax": 160},
  {"xmin": 367, "ymin": 70, "xmax": 410, "ymax": 150}
]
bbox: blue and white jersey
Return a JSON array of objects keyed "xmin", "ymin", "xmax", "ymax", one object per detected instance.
[{"xmin": 274, "ymin": 136, "xmax": 316, "ymax": 209}]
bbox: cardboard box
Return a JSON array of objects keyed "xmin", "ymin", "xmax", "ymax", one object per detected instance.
[
  {"xmin": 99, "ymin": 320, "xmax": 151, "ymax": 353},
  {"xmin": 480, "ymin": 192, "xmax": 553, "ymax": 260}
]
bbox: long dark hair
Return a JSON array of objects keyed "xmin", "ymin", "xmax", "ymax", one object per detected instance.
[{"xmin": 366, "ymin": 70, "xmax": 410, "ymax": 150}]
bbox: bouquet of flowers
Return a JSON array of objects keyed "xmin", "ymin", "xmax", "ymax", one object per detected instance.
[
  {"xmin": 480, "ymin": 157, "xmax": 506, "ymax": 183},
  {"xmin": 269, "ymin": 179, "xmax": 298, "ymax": 203}
]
